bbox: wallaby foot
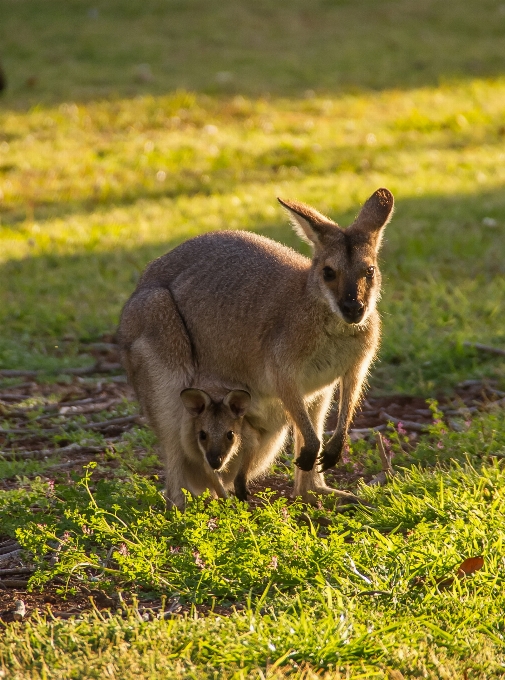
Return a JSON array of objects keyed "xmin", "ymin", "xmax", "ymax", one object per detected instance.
[
  {"xmin": 234, "ymin": 472, "xmax": 249, "ymax": 501},
  {"xmin": 307, "ymin": 486, "xmax": 365, "ymax": 505},
  {"xmin": 293, "ymin": 483, "xmax": 360, "ymax": 506},
  {"xmin": 293, "ymin": 467, "xmax": 369, "ymax": 506},
  {"xmin": 295, "ymin": 442, "xmax": 320, "ymax": 472}
]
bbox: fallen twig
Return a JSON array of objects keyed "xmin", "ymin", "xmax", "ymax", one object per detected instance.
[
  {"xmin": 463, "ymin": 342, "xmax": 505, "ymax": 357},
  {"xmin": 0, "ymin": 362, "xmax": 122, "ymax": 379},
  {"xmin": 444, "ymin": 397, "xmax": 505, "ymax": 417},
  {"xmin": 7, "ymin": 396, "xmax": 113, "ymax": 416},
  {"xmin": 0, "ymin": 394, "xmax": 33, "ymax": 402},
  {"xmin": 0, "ymin": 542, "xmax": 21, "ymax": 556},
  {"xmin": 44, "ymin": 458, "xmax": 97, "ymax": 472},
  {"xmin": 380, "ymin": 412, "xmax": 429, "ymax": 432},
  {"xmin": 0, "ymin": 442, "xmax": 114, "ymax": 462},
  {"xmin": 0, "ymin": 382, "xmax": 34, "ymax": 392},
  {"xmin": 15, "ymin": 398, "xmax": 124, "ymax": 423},
  {"xmin": 81, "ymin": 414, "xmax": 142, "ymax": 431},
  {"xmin": 324, "ymin": 424, "xmax": 387, "ymax": 438},
  {"xmin": 368, "ymin": 432, "xmax": 396, "ymax": 487},
  {"xmin": 0, "ymin": 549, "xmax": 23, "ymax": 563},
  {"xmin": 0, "ymin": 580, "xmax": 29, "ymax": 589},
  {"xmin": 0, "ymin": 414, "xmax": 141, "ymax": 439},
  {"xmin": 0, "ymin": 568, "xmax": 34, "ymax": 576}
]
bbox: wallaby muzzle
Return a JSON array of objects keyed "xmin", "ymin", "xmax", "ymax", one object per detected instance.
[
  {"xmin": 340, "ymin": 300, "xmax": 365, "ymax": 324},
  {"xmin": 206, "ymin": 451, "xmax": 224, "ymax": 470}
]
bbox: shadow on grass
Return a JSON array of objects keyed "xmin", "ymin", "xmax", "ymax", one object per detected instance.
[
  {"xmin": 1, "ymin": 188, "xmax": 504, "ymax": 393},
  {"xmin": 1, "ymin": 0, "xmax": 505, "ymax": 109}
]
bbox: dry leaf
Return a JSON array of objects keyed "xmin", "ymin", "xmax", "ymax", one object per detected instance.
[
  {"xmin": 411, "ymin": 556, "xmax": 484, "ymax": 591},
  {"xmin": 456, "ymin": 556, "xmax": 484, "ymax": 578}
]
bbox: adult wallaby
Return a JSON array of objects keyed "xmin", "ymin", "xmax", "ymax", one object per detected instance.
[{"xmin": 119, "ymin": 188, "xmax": 393, "ymax": 503}]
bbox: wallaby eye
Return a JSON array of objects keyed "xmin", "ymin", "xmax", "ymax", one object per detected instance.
[
  {"xmin": 199, "ymin": 431, "xmax": 207, "ymax": 441},
  {"xmin": 323, "ymin": 266, "xmax": 336, "ymax": 281},
  {"xmin": 226, "ymin": 431, "xmax": 234, "ymax": 441},
  {"xmin": 365, "ymin": 266, "xmax": 375, "ymax": 279}
]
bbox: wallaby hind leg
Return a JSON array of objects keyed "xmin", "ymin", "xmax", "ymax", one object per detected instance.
[{"xmin": 293, "ymin": 388, "xmax": 361, "ymax": 505}]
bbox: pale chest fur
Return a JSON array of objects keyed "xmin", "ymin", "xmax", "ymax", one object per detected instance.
[{"xmin": 298, "ymin": 317, "xmax": 379, "ymax": 396}]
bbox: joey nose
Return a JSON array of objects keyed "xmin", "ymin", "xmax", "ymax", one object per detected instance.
[
  {"xmin": 206, "ymin": 452, "xmax": 223, "ymax": 470},
  {"xmin": 341, "ymin": 300, "xmax": 365, "ymax": 324}
]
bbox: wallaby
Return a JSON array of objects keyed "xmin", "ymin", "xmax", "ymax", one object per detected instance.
[
  {"xmin": 119, "ymin": 188, "xmax": 393, "ymax": 503},
  {"xmin": 118, "ymin": 286, "xmax": 288, "ymax": 508},
  {"xmin": 179, "ymin": 382, "xmax": 291, "ymax": 505},
  {"xmin": 178, "ymin": 383, "xmax": 252, "ymax": 504}
]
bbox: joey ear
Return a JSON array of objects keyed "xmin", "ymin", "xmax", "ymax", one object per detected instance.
[
  {"xmin": 277, "ymin": 197, "xmax": 338, "ymax": 247},
  {"xmin": 351, "ymin": 188, "xmax": 394, "ymax": 249},
  {"xmin": 223, "ymin": 389, "xmax": 251, "ymax": 418},
  {"xmin": 180, "ymin": 388, "xmax": 212, "ymax": 416}
]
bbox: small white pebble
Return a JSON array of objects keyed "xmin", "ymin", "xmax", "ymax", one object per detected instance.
[
  {"xmin": 482, "ymin": 216, "xmax": 498, "ymax": 227},
  {"xmin": 13, "ymin": 600, "xmax": 26, "ymax": 621}
]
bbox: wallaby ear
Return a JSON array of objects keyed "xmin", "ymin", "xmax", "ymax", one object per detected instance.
[
  {"xmin": 277, "ymin": 197, "xmax": 338, "ymax": 247},
  {"xmin": 223, "ymin": 389, "xmax": 251, "ymax": 418},
  {"xmin": 180, "ymin": 388, "xmax": 212, "ymax": 416},
  {"xmin": 351, "ymin": 188, "xmax": 394, "ymax": 249}
]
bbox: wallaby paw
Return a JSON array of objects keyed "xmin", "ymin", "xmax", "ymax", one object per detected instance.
[
  {"xmin": 233, "ymin": 475, "xmax": 249, "ymax": 502},
  {"xmin": 318, "ymin": 445, "xmax": 342, "ymax": 472},
  {"xmin": 295, "ymin": 444, "xmax": 319, "ymax": 472},
  {"xmin": 234, "ymin": 485, "xmax": 249, "ymax": 502},
  {"xmin": 318, "ymin": 452, "xmax": 339, "ymax": 472}
]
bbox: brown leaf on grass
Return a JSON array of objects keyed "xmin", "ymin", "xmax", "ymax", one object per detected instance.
[
  {"xmin": 456, "ymin": 556, "xmax": 484, "ymax": 577},
  {"xmin": 411, "ymin": 556, "xmax": 484, "ymax": 590},
  {"xmin": 438, "ymin": 556, "xmax": 484, "ymax": 589}
]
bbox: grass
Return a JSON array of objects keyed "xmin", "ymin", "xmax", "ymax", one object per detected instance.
[
  {"xmin": 2, "ymin": 412, "xmax": 505, "ymax": 677},
  {"xmin": 1, "ymin": 80, "xmax": 505, "ymax": 392},
  {"xmin": 1, "ymin": 0, "xmax": 505, "ymax": 677}
]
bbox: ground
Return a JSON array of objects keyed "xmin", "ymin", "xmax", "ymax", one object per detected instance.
[{"xmin": 1, "ymin": 0, "xmax": 505, "ymax": 678}]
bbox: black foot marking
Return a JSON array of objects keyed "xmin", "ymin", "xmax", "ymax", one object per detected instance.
[{"xmin": 318, "ymin": 452, "xmax": 340, "ymax": 472}]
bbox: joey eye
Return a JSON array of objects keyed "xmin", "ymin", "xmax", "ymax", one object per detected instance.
[
  {"xmin": 323, "ymin": 266, "xmax": 336, "ymax": 281},
  {"xmin": 199, "ymin": 431, "xmax": 207, "ymax": 441},
  {"xmin": 226, "ymin": 431, "xmax": 234, "ymax": 441},
  {"xmin": 365, "ymin": 266, "xmax": 375, "ymax": 279}
]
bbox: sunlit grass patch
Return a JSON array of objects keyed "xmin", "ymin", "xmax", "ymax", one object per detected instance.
[
  {"xmin": 1, "ymin": 79, "xmax": 505, "ymax": 390},
  {"xmin": 1, "ymin": 411, "xmax": 505, "ymax": 677}
]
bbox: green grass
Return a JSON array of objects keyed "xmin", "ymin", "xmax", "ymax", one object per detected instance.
[
  {"xmin": 1, "ymin": 0, "xmax": 505, "ymax": 677},
  {"xmin": 2, "ymin": 412, "xmax": 505, "ymax": 678},
  {"xmin": 1, "ymin": 80, "xmax": 505, "ymax": 391}
]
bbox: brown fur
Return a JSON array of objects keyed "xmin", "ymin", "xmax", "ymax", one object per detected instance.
[{"xmin": 118, "ymin": 188, "xmax": 394, "ymax": 503}]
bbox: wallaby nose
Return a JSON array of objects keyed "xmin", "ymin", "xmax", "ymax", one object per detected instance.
[
  {"xmin": 341, "ymin": 300, "xmax": 365, "ymax": 323},
  {"xmin": 206, "ymin": 451, "xmax": 223, "ymax": 470}
]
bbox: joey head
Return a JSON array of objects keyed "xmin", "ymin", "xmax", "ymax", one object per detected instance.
[{"xmin": 180, "ymin": 387, "xmax": 251, "ymax": 472}]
